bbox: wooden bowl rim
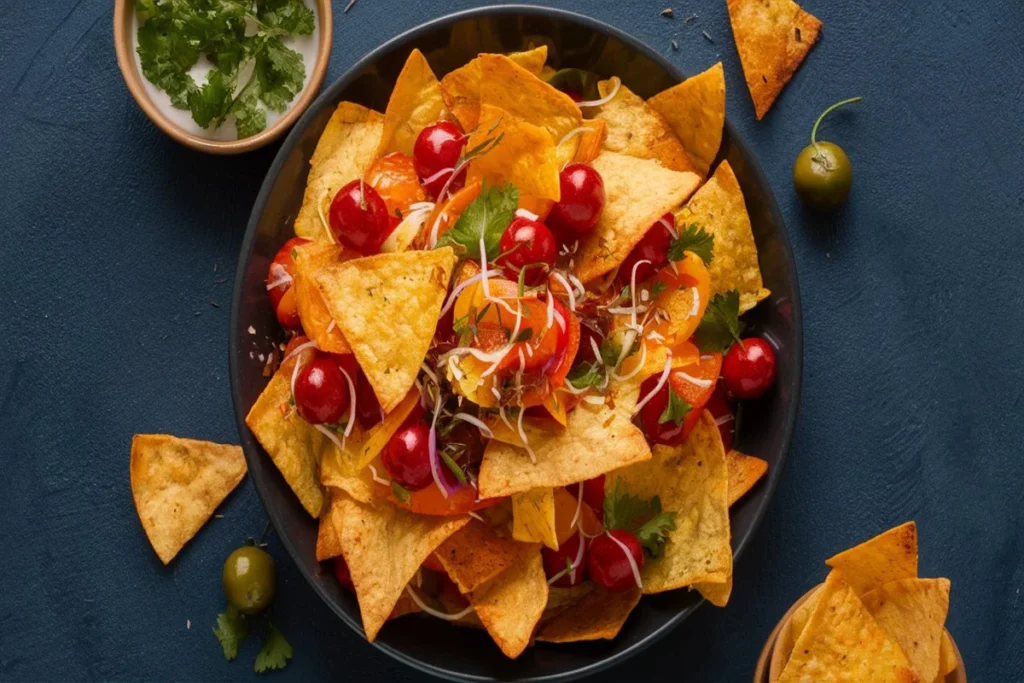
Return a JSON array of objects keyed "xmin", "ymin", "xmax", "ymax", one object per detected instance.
[{"xmin": 112, "ymin": 0, "xmax": 332, "ymax": 154}]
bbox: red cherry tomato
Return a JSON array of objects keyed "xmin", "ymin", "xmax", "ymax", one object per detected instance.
[
  {"xmin": 294, "ymin": 353, "xmax": 350, "ymax": 424},
  {"xmin": 575, "ymin": 323, "xmax": 604, "ymax": 365},
  {"xmin": 561, "ymin": 88, "xmax": 583, "ymax": 103},
  {"xmin": 329, "ymin": 180, "xmax": 392, "ymax": 255},
  {"xmin": 381, "ymin": 420, "xmax": 434, "ymax": 491},
  {"xmin": 588, "ymin": 531, "xmax": 644, "ymax": 593},
  {"xmin": 722, "ymin": 337, "xmax": 777, "ymax": 399},
  {"xmin": 705, "ymin": 382, "xmax": 735, "ymax": 450},
  {"xmin": 495, "ymin": 217, "xmax": 557, "ymax": 285},
  {"xmin": 582, "ymin": 475, "xmax": 606, "ymax": 521},
  {"xmin": 637, "ymin": 375, "xmax": 688, "ymax": 446},
  {"xmin": 542, "ymin": 532, "xmax": 587, "ymax": 587},
  {"xmin": 413, "ymin": 121, "xmax": 467, "ymax": 199},
  {"xmin": 548, "ymin": 163, "xmax": 605, "ymax": 236},
  {"xmin": 335, "ymin": 355, "xmax": 382, "ymax": 431},
  {"xmin": 266, "ymin": 237, "xmax": 310, "ymax": 310},
  {"xmin": 333, "ymin": 556, "xmax": 353, "ymax": 590},
  {"xmin": 618, "ymin": 213, "xmax": 674, "ymax": 285}
]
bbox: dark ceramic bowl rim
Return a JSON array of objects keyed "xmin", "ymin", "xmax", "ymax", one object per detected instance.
[{"xmin": 230, "ymin": 5, "xmax": 803, "ymax": 681}]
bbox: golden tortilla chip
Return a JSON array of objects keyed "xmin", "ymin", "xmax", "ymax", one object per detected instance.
[
  {"xmin": 477, "ymin": 54, "xmax": 582, "ymax": 167},
  {"xmin": 861, "ymin": 578, "xmax": 951, "ymax": 683},
  {"xmin": 313, "ymin": 247, "xmax": 457, "ymax": 413},
  {"xmin": 329, "ymin": 493, "xmax": 469, "ymax": 642},
  {"xmin": 479, "ymin": 399, "xmax": 651, "ymax": 498},
  {"xmin": 695, "ymin": 574, "xmax": 732, "ymax": 607},
  {"xmin": 574, "ymin": 151, "xmax": 700, "ymax": 283},
  {"xmin": 316, "ymin": 490, "xmax": 346, "ymax": 561},
  {"xmin": 726, "ymin": 449, "xmax": 768, "ymax": 506},
  {"xmin": 130, "ymin": 434, "xmax": 246, "ymax": 564},
  {"xmin": 825, "ymin": 521, "xmax": 919, "ymax": 596},
  {"xmin": 433, "ymin": 519, "xmax": 522, "ymax": 594},
  {"xmin": 440, "ymin": 46, "xmax": 548, "ymax": 131},
  {"xmin": 609, "ymin": 411, "xmax": 731, "ymax": 594},
  {"xmin": 593, "ymin": 79, "xmax": 698, "ymax": 174},
  {"xmin": 469, "ymin": 542, "xmax": 548, "ymax": 659},
  {"xmin": 647, "ymin": 62, "xmax": 726, "ymax": 177},
  {"xmin": 466, "ymin": 104, "xmax": 560, "ymax": 201},
  {"xmin": 376, "ymin": 49, "xmax": 447, "ymax": 157},
  {"xmin": 536, "ymin": 587, "xmax": 641, "ymax": 643},
  {"xmin": 293, "ymin": 242, "xmax": 355, "ymax": 353},
  {"xmin": 511, "ymin": 487, "xmax": 558, "ymax": 550},
  {"xmin": 938, "ymin": 632, "xmax": 958, "ymax": 678},
  {"xmin": 779, "ymin": 570, "xmax": 917, "ymax": 683},
  {"xmin": 675, "ymin": 160, "xmax": 770, "ymax": 312},
  {"xmin": 294, "ymin": 102, "xmax": 384, "ymax": 240},
  {"xmin": 541, "ymin": 584, "xmax": 594, "ymax": 623},
  {"xmin": 245, "ymin": 361, "xmax": 326, "ymax": 517},
  {"xmin": 726, "ymin": 0, "xmax": 822, "ymax": 119}
]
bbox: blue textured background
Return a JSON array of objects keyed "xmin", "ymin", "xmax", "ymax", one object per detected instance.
[{"xmin": 1, "ymin": 0, "xmax": 1022, "ymax": 680}]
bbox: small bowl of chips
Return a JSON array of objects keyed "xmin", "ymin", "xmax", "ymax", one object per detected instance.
[{"xmin": 753, "ymin": 523, "xmax": 965, "ymax": 683}]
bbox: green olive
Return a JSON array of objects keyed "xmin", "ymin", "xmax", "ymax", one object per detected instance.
[
  {"xmin": 223, "ymin": 546, "xmax": 276, "ymax": 615},
  {"xmin": 792, "ymin": 97, "xmax": 862, "ymax": 210}
]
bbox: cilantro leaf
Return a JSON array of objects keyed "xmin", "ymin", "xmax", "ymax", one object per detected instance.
[
  {"xmin": 566, "ymin": 361, "xmax": 605, "ymax": 390},
  {"xmin": 436, "ymin": 182, "xmax": 518, "ymax": 260},
  {"xmin": 658, "ymin": 387, "xmax": 692, "ymax": 426},
  {"xmin": 254, "ymin": 621, "xmax": 293, "ymax": 673},
  {"xmin": 231, "ymin": 76, "xmax": 268, "ymax": 139},
  {"xmin": 513, "ymin": 328, "xmax": 533, "ymax": 343},
  {"xmin": 692, "ymin": 291, "xmax": 745, "ymax": 353},
  {"xmin": 136, "ymin": 12, "xmax": 200, "ymax": 108},
  {"xmin": 634, "ymin": 510, "xmax": 677, "ymax": 558},
  {"xmin": 667, "ymin": 223, "xmax": 715, "ymax": 264},
  {"xmin": 255, "ymin": 36, "xmax": 306, "ymax": 112},
  {"xmin": 650, "ymin": 281, "xmax": 667, "ymax": 297},
  {"xmin": 188, "ymin": 67, "xmax": 235, "ymax": 129},
  {"xmin": 599, "ymin": 329, "xmax": 639, "ymax": 367},
  {"xmin": 391, "ymin": 480, "xmax": 411, "ymax": 504},
  {"xmin": 604, "ymin": 478, "xmax": 678, "ymax": 557},
  {"xmin": 257, "ymin": 0, "xmax": 316, "ymax": 34},
  {"xmin": 213, "ymin": 605, "xmax": 248, "ymax": 661}
]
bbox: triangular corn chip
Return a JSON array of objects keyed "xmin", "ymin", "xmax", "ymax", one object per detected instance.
[
  {"xmin": 511, "ymin": 487, "xmax": 558, "ymax": 550},
  {"xmin": 825, "ymin": 521, "xmax": 919, "ymax": 596},
  {"xmin": 574, "ymin": 151, "xmax": 700, "ymax": 283},
  {"xmin": 779, "ymin": 570, "xmax": 918, "ymax": 683},
  {"xmin": 726, "ymin": 0, "xmax": 822, "ymax": 119},
  {"xmin": 316, "ymin": 490, "xmax": 346, "ymax": 561},
  {"xmin": 479, "ymin": 399, "xmax": 651, "ymax": 498},
  {"xmin": 245, "ymin": 358, "xmax": 326, "ymax": 517},
  {"xmin": 293, "ymin": 242, "xmax": 356, "ymax": 353},
  {"xmin": 130, "ymin": 435, "xmax": 246, "ymax": 564},
  {"xmin": 608, "ymin": 411, "xmax": 731, "ymax": 594},
  {"xmin": 938, "ymin": 632, "xmax": 958, "ymax": 678},
  {"xmin": 313, "ymin": 247, "xmax": 457, "ymax": 413},
  {"xmin": 466, "ymin": 105, "xmax": 561, "ymax": 201},
  {"xmin": 647, "ymin": 62, "xmax": 726, "ymax": 177},
  {"xmin": 469, "ymin": 542, "xmax": 548, "ymax": 659},
  {"xmin": 675, "ymin": 160, "xmax": 770, "ymax": 312},
  {"xmin": 433, "ymin": 519, "xmax": 522, "ymax": 594},
  {"xmin": 294, "ymin": 102, "xmax": 383, "ymax": 240},
  {"xmin": 862, "ymin": 578, "xmax": 951, "ymax": 683},
  {"xmin": 536, "ymin": 587, "xmax": 641, "ymax": 643},
  {"xmin": 440, "ymin": 47, "xmax": 548, "ymax": 131},
  {"xmin": 328, "ymin": 493, "xmax": 469, "ymax": 642},
  {"xmin": 593, "ymin": 79, "xmax": 699, "ymax": 174},
  {"xmin": 376, "ymin": 49, "xmax": 447, "ymax": 157},
  {"xmin": 726, "ymin": 449, "xmax": 768, "ymax": 506}
]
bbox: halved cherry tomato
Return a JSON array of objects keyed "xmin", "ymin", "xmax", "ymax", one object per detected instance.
[
  {"xmin": 645, "ymin": 251, "xmax": 712, "ymax": 346},
  {"xmin": 669, "ymin": 352, "xmax": 722, "ymax": 408},
  {"xmin": 379, "ymin": 479, "xmax": 504, "ymax": 516},
  {"xmin": 366, "ymin": 152, "xmax": 426, "ymax": 219},
  {"xmin": 267, "ymin": 237, "xmax": 310, "ymax": 329},
  {"xmin": 705, "ymin": 381, "xmax": 734, "ymax": 451}
]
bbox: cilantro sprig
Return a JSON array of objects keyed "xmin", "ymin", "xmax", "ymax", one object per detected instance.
[
  {"xmin": 658, "ymin": 387, "xmax": 692, "ymax": 426},
  {"xmin": 693, "ymin": 290, "xmax": 745, "ymax": 353},
  {"xmin": 436, "ymin": 181, "xmax": 519, "ymax": 260},
  {"xmin": 603, "ymin": 478, "xmax": 677, "ymax": 558},
  {"xmin": 212, "ymin": 606, "xmax": 293, "ymax": 674},
  {"xmin": 136, "ymin": 0, "xmax": 314, "ymax": 138},
  {"xmin": 566, "ymin": 361, "xmax": 605, "ymax": 390},
  {"xmin": 667, "ymin": 223, "xmax": 715, "ymax": 264}
]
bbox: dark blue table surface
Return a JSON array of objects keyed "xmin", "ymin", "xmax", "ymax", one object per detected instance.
[{"xmin": 2, "ymin": 0, "xmax": 1022, "ymax": 680}]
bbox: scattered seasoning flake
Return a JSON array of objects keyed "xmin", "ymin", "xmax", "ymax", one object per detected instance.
[
  {"xmin": 215, "ymin": 514, "xmax": 224, "ymax": 518},
  {"xmin": 248, "ymin": 326, "xmax": 256, "ymax": 335},
  {"xmin": 210, "ymin": 301, "xmax": 221, "ymax": 308},
  {"xmin": 215, "ymin": 277, "xmax": 227, "ymax": 284},
  {"xmin": 187, "ymin": 619, "xmax": 191, "ymax": 629},
  {"xmin": 249, "ymin": 351, "xmax": 254, "ymax": 359},
  {"xmin": 671, "ymin": 39, "xmax": 679, "ymax": 51},
  {"xmin": 344, "ymin": 0, "xmax": 357, "ymax": 12},
  {"xmin": 661, "ymin": 8, "xmax": 673, "ymax": 17},
  {"xmin": 684, "ymin": 13, "xmax": 697, "ymax": 23},
  {"xmin": 258, "ymin": 354, "xmax": 266, "ymax": 362},
  {"xmin": 702, "ymin": 30, "xmax": 714, "ymax": 42},
  {"xmin": 795, "ymin": 27, "xmax": 802, "ymax": 42}
]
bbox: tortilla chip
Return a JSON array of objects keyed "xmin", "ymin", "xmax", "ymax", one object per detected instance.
[
  {"xmin": 674, "ymin": 160, "xmax": 770, "ymax": 312},
  {"xmin": 130, "ymin": 435, "xmax": 246, "ymax": 564},
  {"xmin": 938, "ymin": 632, "xmax": 958, "ymax": 678},
  {"xmin": 479, "ymin": 399, "xmax": 651, "ymax": 498},
  {"xmin": 477, "ymin": 54, "xmax": 582, "ymax": 167},
  {"xmin": 861, "ymin": 578, "xmax": 951, "ymax": 683},
  {"xmin": 647, "ymin": 62, "xmax": 726, "ymax": 177},
  {"xmin": 245, "ymin": 361, "xmax": 326, "ymax": 518},
  {"xmin": 376, "ymin": 49, "xmax": 447, "ymax": 157},
  {"xmin": 573, "ymin": 118, "xmax": 606, "ymax": 164},
  {"xmin": 316, "ymin": 491, "xmax": 346, "ymax": 561},
  {"xmin": 574, "ymin": 151, "xmax": 700, "ymax": 283},
  {"xmin": 329, "ymin": 493, "xmax": 468, "ymax": 642},
  {"xmin": 541, "ymin": 584, "xmax": 594, "ymax": 623},
  {"xmin": 511, "ymin": 487, "xmax": 559, "ymax": 550},
  {"xmin": 293, "ymin": 242, "xmax": 356, "ymax": 353},
  {"xmin": 312, "ymin": 247, "xmax": 457, "ymax": 412},
  {"xmin": 536, "ymin": 587, "xmax": 641, "ymax": 643},
  {"xmin": 695, "ymin": 574, "xmax": 733, "ymax": 607},
  {"xmin": 726, "ymin": 0, "xmax": 822, "ymax": 119},
  {"xmin": 433, "ymin": 519, "xmax": 522, "ymax": 594},
  {"xmin": 726, "ymin": 449, "xmax": 768, "ymax": 506},
  {"xmin": 389, "ymin": 592, "xmax": 421, "ymax": 621},
  {"xmin": 593, "ymin": 79, "xmax": 698, "ymax": 175},
  {"xmin": 440, "ymin": 46, "xmax": 548, "ymax": 131},
  {"xmin": 825, "ymin": 521, "xmax": 918, "ymax": 596},
  {"xmin": 294, "ymin": 102, "xmax": 384, "ymax": 240},
  {"xmin": 466, "ymin": 104, "xmax": 561, "ymax": 201},
  {"xmin": 469, "ymin": 542, "xmax": 548, "ymax": 659},
  {"xmin": 609, "ymin": 411, "xmax": 731, "ymax": 594},
  {"xmin": 779, "ymin": 570, "xmax": 917, "ymax": 683}
]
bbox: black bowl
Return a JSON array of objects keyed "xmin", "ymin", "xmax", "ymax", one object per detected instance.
[{"xmin": 230, "ymin": 6, "xmax": 802, "ymax": 681}]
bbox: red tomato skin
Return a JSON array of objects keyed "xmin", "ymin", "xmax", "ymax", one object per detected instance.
[
  {"xmin": 542, "ymin": 532, "xmax": 588, "ymax": 587},
  {"xmin": 582, "ymin": 475, "xmax": 606, "ymax": 521},
  {"xmin": 381, "ymin": 421, "xmax": 434, "ymax": 491},
  {"xmin": 293, "ymin": 354, "xmax": 349, "ymax": 424},
  {"xmin": 722, "ymin": 338, "xmax": 777, "ymax": 399},
  {"xmin": 618, "ymin": 213, "xmax": 673, "ymax": 285},
  {"xmin": 548, "ymin": 164, "xmax": 605, "ymax": 236},
  {"xmin": 333, "ymin": 557, "xmax": 353, "ymax": 590},
  {"xmin": 588, "ymin": 531, "xmax": 644, "ymax": 593},
  {"xmin": 495, "ymin": 217, "xmax": 557, "ymax": 285},
  {"xmin": 329, "ymin": 180, "xmax": 392, "ymax": 255},
  {"xmin": 413, "ymin": 121, "xmax": 467, "ymax": 198}
]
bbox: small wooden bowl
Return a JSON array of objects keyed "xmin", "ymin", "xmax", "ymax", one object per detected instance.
[
  {"xmin": 113, "ymin": 0, "xmax": 332, "ymax": 154},
  {"xmin": 753, "ymin": 584, "xmax": 966, "ymax": 683}
]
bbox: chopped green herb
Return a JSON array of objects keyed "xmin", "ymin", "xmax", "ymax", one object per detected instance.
[
  {"xmin": 513, "ymin": 328, "xmax": 533, "ymax": 343},
  {"xmin": 391, "ymin": 481, "xmax": 412, "ymax": 504},
  {"xmin": 213, "ymin": 605, "xmax": 248, "ymax": 661},
  {"xmin": 693, "ymin": 291, "xmax": 744, "ymax": 353},
  {"xmin": 667, "ymin": 224, "xmax": 715, "ymax": 264},
  {"xmin": 603, "ymin": 478, "xmax": 678, "ymax": 558},
  {"xmin": 436, "ymin": 182, "xmax": 519, "ymax": 260},
  {"xmin": 254, "ymin": 620, "xmax": 293, "ymax": 673},
  {"xmin": 566, "ymin": 361, "xmax": 605, "ymax": 390},
  {"xmin": 439, "ymin": 451, "xmax": 468, "ymax": 485},
  {"xmin": 658, "ymin": 387, "xmax": 692, "ymax": 426}
]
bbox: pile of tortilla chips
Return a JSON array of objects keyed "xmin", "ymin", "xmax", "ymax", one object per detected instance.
[
  {"xmin": 774, "ymin": 523, "xmax": 957, "ymax": 683},
  {"xmin": 240, "ymin": 45, "xmax": 776, "ymax": 659}
]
